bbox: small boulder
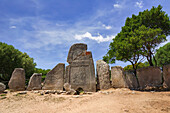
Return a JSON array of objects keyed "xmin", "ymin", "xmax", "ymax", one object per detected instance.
[
  {"xmin": 64, "ymin": 83, "xmax": 71, "ymax": 91},
  {"xmin": 66, "ymin": 89, "xmax": 76, "ymax": 95},
  {"xmin": 0, "ymin": 82, "xmax": 6, "ymax": 93}
]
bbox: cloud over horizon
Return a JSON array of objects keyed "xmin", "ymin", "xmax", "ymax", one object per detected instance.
[{"xmin": 75, "ymin": 32, "xmax": 115, "ymax": 43}]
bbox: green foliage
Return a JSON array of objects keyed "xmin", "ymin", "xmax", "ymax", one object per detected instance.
[
  {"xmin": 34, "ymin": 68, "xmax": 51, "ymax": 81},
  {"xmin": 124, "ymin": 62, "xmax": 150, "ymax": 71},
  {"xmin": 0, "ymin": 42, "xmax": 36, "ymax": 81},
  {"xmin": 155, "ymin": 42, "xmax": 170, "ymax": 67},
  {"xmin": 104, "ymin": 5, "xmax": 169, "ymax": 70}
]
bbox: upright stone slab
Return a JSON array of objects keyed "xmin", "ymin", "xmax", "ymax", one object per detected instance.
[
  {"xmin": 0, "ymin": 82, "xmax": 6, "ymax": 93},
  {"xmin": 137, "ymin": 66, "xmax": 162, "ymax": 89},
  {"xmin": 43, "ymin": 63, "xmax": 65, "ymax": 90},
  {"xmin": 66, "ymin": 43, "xmax": 96, "ymax": 92},
  {"xmin": 8, "ymin": 68, "xmax": 25, "ymax": 91},
  {"xmin": 27, "ymin": 73, "xmax": 42, "ymax": 91},
  {"xmin": 96, "ymin": 60, "xmax": 111, "ymax": 90},
  {"xmin": 111, "ymin": 66, "xmax": 127, "ymax": 88},
  {"xmin": 125, "ymin": 71, "xmax": 139, "ymax": 89},
  {"xmin": 163, "ymin": 65, "xmax": 170, "ymax": 89}
]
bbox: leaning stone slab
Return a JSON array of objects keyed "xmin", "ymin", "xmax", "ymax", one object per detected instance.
[
  {"xmin": 96, "ymin": 60, "xmax": 111, "ymax": 90},
  {"xmin": 137, "ymin": 66, "xmax": 162, "ymax": 89},
  {"xmin": 111, "ymin": 66, "xmax": 128, "ymax": 88},
  {"xmin": 42, "ymin": 63, "xmax": 65, "ymax": 90},
  {"xmin": 66, "ymin": 43, "xmax": 96, "ymax": 92},
  {"xmin": 8, "ymin": 68, "xmax": 25, "ymax": 91},
  {"xmin": 125, "ymin": 71, "xmax": 139, "ymax": 89},
  {"xmin": 0, "ymin": 82, "xmax": 6, "ymax": 93},
  {"xmin": 163, "ymin": 64, "xmax": 170, "ymax": 89},
  {"xmin": 27, "ymin": 73, "xmax": 42, "ymax": 91}
]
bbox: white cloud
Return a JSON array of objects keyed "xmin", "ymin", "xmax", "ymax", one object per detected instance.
[
  {"xmin": 75, "ymin": 32, "xmax": 115, "ymax": 43},
  {"xmin": 113, "ymin": 3, "xmax": 122, "ymax": 8},
  {"xmin": 135, "ymin": 1, "xmax": 143, "ymax": 8},
  {"xmin": 10, "ymin": 26, "xmax": 16, "ymax": 29},
  {"xmin": 102, "ymin": 24, "xmax": 112, "ymax": 30}
]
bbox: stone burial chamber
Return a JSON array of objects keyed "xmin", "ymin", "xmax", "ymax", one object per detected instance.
[{"xmin": 65, "ymin": 43, "xmax": 96, "ymax": 92}]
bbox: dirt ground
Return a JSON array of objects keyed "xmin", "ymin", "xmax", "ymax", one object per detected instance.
[{"xmin": 0, "ymin": 88, "xmax": 170, "ymax": 113}]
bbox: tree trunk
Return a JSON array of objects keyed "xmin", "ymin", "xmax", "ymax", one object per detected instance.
[
  {"xmin": 148, "ymin": 50, "xmax": 154, "ymax": 66},
  {"xmin": 132, "ymin": 63, "xmax": 140, "ymax": 88}
]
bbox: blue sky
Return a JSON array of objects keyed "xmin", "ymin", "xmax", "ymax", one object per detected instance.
[{"xmin": 0, "ymin": 0, "xmax": 170, "ymax": 69}]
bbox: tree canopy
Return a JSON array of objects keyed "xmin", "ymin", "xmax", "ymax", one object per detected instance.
[
  {"xmin": 104, "ymin": 5, "xmax": 170, "ymax": 72},
  {"xmin": 0, "ymin": 42, "xmax": 36, "ymax": 81},
  {"xmin": 155, "ymin": 42, "xmax": 170, "ymax": 67}
]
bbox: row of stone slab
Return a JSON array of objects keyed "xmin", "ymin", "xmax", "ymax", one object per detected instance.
[
  {"xmin": 3, "ymin": 62, "xmax": 170, "ymax": 92},
  {"xmin": 7, "ymin": 68, "xmax": 42, "ymax": 91},
  {"xmin": 97, "ymin": 61, "xmax": 170, "ymax": 90}
]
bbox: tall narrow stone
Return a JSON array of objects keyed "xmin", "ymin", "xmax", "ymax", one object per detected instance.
[
  {"xmin": 137, "ymin": 66, "xmax": 162, "ymax": 89},
  {"xmin": 42, "ymin": 63, "xmax": 65, "ymax": 90},
  {"xmin": 163, "ymin": 64, "xmax": 170, "ymax": 89},
  {"xmin": 96, "ymin": 60, "xmax": 111, "ymax": 90},
  {"xmin": 66, "ymin": 43, "xmax": 96, "ymax": 92},
  {"xmin": 8, "ymin": 68, "xmax": 25, "ymax": 91},
  {"xmin": 27, "ymin": 73, "xmax": 42, "ymax": 91},
  {"xmin": 111, "ymin": 66, "xmax": 127, "ymax": 88}
]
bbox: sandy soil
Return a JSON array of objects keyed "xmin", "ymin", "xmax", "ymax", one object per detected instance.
[{"xmin": 0, "ymin": 88, "xmax": 170, "ymax": 113}]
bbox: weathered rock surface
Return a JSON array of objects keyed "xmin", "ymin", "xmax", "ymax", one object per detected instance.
[
  {"xmin": 66, "ymin": 43, "xmax": 96, "ymax": 92},
  {"xmin": 125, "ymin": 71, "xmax": 139, "ymax": 89},
  {"xmin": 163, "ymin": 64, "xmax": 170, "ymax": 89},
  {"xmin": 27, "ymin": 73, "xmax": 42, "ymax": 91},
  {"xmin": 43, "ymin": 63, "xmax": 65, "ymax": 90},
  {"xmin": 67, "ymin": 43, "xmax": 87, "ymax": 64},
  {"xmin": 8, "ymin": 68, "xmax": 25, "ymax": 91},
  {"xmin": 137, "ymin": 66, "xmax": 162, "ymax": 89},
  {"xmin": 64, "ymin": 83, "xmax": 71, "ymax": 91},
  {"xmin": 0, "ymin": 82, "xmax": 6, "ymax": 93},
  {"xmin": 111, "ymin": 66, "xmax": 127, "ymax": 88},
  {"xmin": 96, "ymin": 60, "xmax": 111, "ymax": 90}
]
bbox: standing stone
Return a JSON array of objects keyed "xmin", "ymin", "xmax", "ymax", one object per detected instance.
[
  {"xmin": 8, "ymin": 68, "xmax": 25, "ymax": 91},
  {"xmin": 163, "ymin": 64, "xmax": 170, "ymax": 89},
  {"xmin": 96, "ymin": 60, "xmax": 111, "ymax": 90},
  {"xmin": 125, "ymin": 71, "xmax": 139, "ymax": 89},
  {"xmin": 66, "ymin": 43, "xmax": 96, "ymax": 92},
  {"xmin": 137, "ymin": 66, "xmax": 162, "ymax": 89},
  {"xmin": 42, "ymin": 63, "xmax": 65, "ymax": 90},
  {"xmin": 111, "ymin": 66, "xmax": 127, "ymax": 88},
  {"xmin": 27, "ymin": 73, "xmax": 42, "ymax": 91},
  {"xmin": 0, "ymin": 82, "xmax": 6, "ymax": 93}
]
